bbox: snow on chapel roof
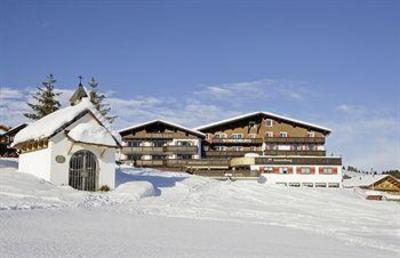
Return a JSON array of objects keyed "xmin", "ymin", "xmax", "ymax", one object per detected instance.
[
  {"xmin": 13, "ymin": 98, "xmax": 118, "ymax": 147},
  {"xmin": 67, "ymin": 123, "xmax": 118, "ymax": 147}
]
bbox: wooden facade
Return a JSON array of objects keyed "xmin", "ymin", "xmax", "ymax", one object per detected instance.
[
  {"xmin": 196, "ymin": 113, "xmax": 330, "ymax": 162},
  {"xmin": 119, "ymin": 120, "xmax": 205, "ymax": 167},
  {"xmin": 0, "ymin": 123, "xmax": 28, "ymax": 157},
  {"xmin": 363, "ymin": 176, "xmax": 400, "ymax": 193},
  {"xmin": 119, "ymin": 112, "xmax": 342, "ymax": 177}
]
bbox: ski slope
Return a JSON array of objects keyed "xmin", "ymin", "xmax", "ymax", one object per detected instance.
[{"xmin": 0, "ymin": 160, "xmax": 399, "ymax": 258}]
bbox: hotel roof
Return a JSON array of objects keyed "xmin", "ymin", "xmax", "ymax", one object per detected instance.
[
  {"xmin": 119, "ymin": 119, "xmax": 206, "ymax": 138},
  {"xmin": 194, "ymin": 111, "xmax": 332, "ymax": 133}
]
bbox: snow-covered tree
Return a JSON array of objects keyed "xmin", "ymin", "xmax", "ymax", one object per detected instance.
[
  {"xmin": 24, "ymin": 74, "xmax": 61, "ymax": 120},
  {"xmin": 88, "ymin": 77, "xmax": 116, "ymax": 124}
]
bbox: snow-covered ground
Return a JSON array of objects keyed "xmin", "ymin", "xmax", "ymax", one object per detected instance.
[{"xmin": 0, "ymin": 159, "xmax": 399, "ymax": 258}]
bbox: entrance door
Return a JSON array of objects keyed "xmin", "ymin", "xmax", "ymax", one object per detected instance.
[{"xmin": 69, "ymin": 150, "xmax": 97, "ymax": 191}]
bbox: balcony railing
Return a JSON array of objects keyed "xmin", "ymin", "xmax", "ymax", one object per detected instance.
[
  {"xmin": 264, "ymin": 137, "xmax": 325, "ymax": 144},
  {"xmin": 135, "ymin": 160, "xmax": 164, "ymax": 166},
  {"xmin": 205, "ymin": 150, "xmax": 326, "ymax": 157},
  {"xmin": 123, "ymin": 146, "xmax": 164, "ymax": 154},
  {"xmin": 123, "ymin": 132, "xmax": 193, "ymax": 139},
  {"xmin": 186, "ymin": 159, "xmax": 231, "ymax": 167},
  {"xmin": 164, "ymin": 146, "xmax": 198, "ymax": 153},
  {"xmin": 129, "ymin": 158, "xmax": 231, "ymax": 168},
  {"xmin": 205, "ymin": 151, "xmax": 262, "ymax": 157},
  {"xmin": 123, "ymin": 145, "xmax": 198, "ymax": 154},
  {"xmin": 209, "ymin": 138, "xmax": 263, "ymax": 145},
  {"xmin": 192, "ymin": 169, "xmax": 260, "ymax": 177},
  {"xmin": 263, "ymin": 150, "xmax": 326, "ymax": 156}
]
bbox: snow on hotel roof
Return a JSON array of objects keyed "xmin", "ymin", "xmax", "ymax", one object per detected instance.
[
  {"xmin": 119, "ymin": 119, "xmax": 206, "ymax": 138},
  {"xmin": 13, "ymin": 98, "xmax": 120, "ymax": 147},
  {"xmin": 194, "ymin": 111, "xmax": 332, "ymax": 133},
  {"xmin": 342, "ymin": 174, "xmax": 399, "ymax": 188}
]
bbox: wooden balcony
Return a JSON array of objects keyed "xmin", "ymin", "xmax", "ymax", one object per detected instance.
[
  {"xmin": 205, "ymin": 150, "xmax": 326, "ymax": 157},
  {"xmin": 186, "ymin": 159, "xmax": 231, "ymax": 167},
  {"xmin": 164, "ymin": 145, "xmax": 198, "ymax": 153},
  {"xmin": 264, "ymin": 137, "xmax": 325, "ymax": 144},
  {"xmin": 255, "ymin": 156, "xmax": 342, "ymax": 166},
  {"xmin": 263, "ymin": 150, "xmax": 326, "ymax": 156},
  {"xmin": 192, "ymin": 169, "xmax": 260, "ymax": 178},
  {"xmin": 205, "ymin": 151, "xmax": 262, "ymax": 157},
  {"xmin": 135, "ymin": 160, "xmax": 164, "ymax": 166},
  {"xmin": 123, "ymin": 132, "xmax": 193, "ymax": 139},
  {"xmin": 123, "ymin": 145, "xmax": 198, "ymax": 154},
  {"xmin": 209, "ymin": 138, "xmax": 263, "ymax": 145},
  {"xmin": 163, "ymin": 159, "xmax": 190, "ymax": 167},
  {"xmin": 130, "ymin": 158, "xmax": 231, "ymax": 169},
  {"xmin": 122, "ymin": 146, "xmax": 164, "ymax": 154}
]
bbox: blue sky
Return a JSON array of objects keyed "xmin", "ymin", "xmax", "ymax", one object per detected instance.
[{"xmin": 1, "ymin": 0, "xmax": 399, "ymax": 170}]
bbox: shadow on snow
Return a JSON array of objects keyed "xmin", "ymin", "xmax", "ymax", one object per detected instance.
[{"xmin": 115, "ymin": 168, "xmax": 188, "ymax": 196}]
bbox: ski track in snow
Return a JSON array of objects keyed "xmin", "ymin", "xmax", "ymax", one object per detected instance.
[{"xmin": 0, "ymin": 161, "xmax": 399, "ymax": 257}]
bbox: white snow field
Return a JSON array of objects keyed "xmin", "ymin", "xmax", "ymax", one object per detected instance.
[{"xmin": 0, "ymin": 159, "xmax": 399, "ymax": 258}]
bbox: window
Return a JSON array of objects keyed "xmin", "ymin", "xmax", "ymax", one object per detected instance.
[
  {"xmin": 266, "ymin": 119, "xmax": 273, "ymax": 127},
  {"xmin": 231, "ymin": 133, "xmax": 243, "ymax": 139},
  {"xmin": 215, "ymin": 132, "xmax": 226, "ymax": 138},
  {"xmin": 128, "ymin": 140, "xmax": 141, "ymax": 147},
  {"xmin": 177, "ymin": 154, "xmax": 192, "ymax": 160},
  {"xmin": 321, "ymin": 168, "xmax": 333, "ymax": 174},
  {"xmin": 279, "ymin": 132, "xmax": 288, "ymax": 138},
  {"xmin": 152, "ymin": 155, "xmax": 166, "ymax": 160},
  {"xmin": 307, "ymin": 131, "xmax": 315, "ymax": 137},
  {"xmin": 177, "ymin": 141, "xmax": 192, "ymax": 146},
  {"xmin": 249, "ymin": 134, "xmax": 257, "ymax": 138},
  {"xmin": 280, "ymin": 167, "xmax": 288, "ymax": 174},
  {"xmin": 128, "ymin": 154, "xmax": 142, "ymax": 160},
  {"xmin": 153, "ymin": 140, "xmax": 168, "ymax": 147},
  {"xmin": 310, "ymin": 145, "xmax": 317, "ymax": 151},
  {"xmin": 250, "ymin": 146, "xmax": 257, "ymax": 151},
  {"xmin": 299, "ymin": 167, "xmax": 311, "ymax": 174},
  {"xmin": 232, "ymin": 146, "xmax": 242, "ymax": 151},
  {"xmin": 215, "ymin": 146, "xmax": 226, "ymax": 151},
  {"xmin": 265, "ymin": 131, "xmax": 273, "ymax": 138}
]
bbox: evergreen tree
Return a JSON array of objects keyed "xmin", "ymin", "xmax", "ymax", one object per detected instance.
[
  {"xmin": 88, "ymin": 77, "xmax": 116, "ymax": 123},
  {"xmin": 24, "ymin": 74, "xmax": 61, "ymax": 120}
]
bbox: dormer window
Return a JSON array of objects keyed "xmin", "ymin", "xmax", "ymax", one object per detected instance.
[
  {"xmin": 215, "ymin": 132, "xmax": 226, "ymax": 138},
  {"xmin": 249, "ymin": 121, "xmax": 256, "ymax": 128},
  {"xmin": 265, "ymin": 131, "xmax": 273, "ymax": 138},
  {"xmin": 279, "ymin": 132, "xmax": 288, "ymax": 138},
  {"xmin": 266, "ymin": 119, "xmax": 273, "ymax": 127},
  {"xmin": 231, "ymin": 133, "xmax": 243, "ymax": 139}
]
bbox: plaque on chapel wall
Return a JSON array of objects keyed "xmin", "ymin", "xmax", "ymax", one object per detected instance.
[{"xmin": 55, "ymin": 155, "xmax": 66, "ymax": 163}]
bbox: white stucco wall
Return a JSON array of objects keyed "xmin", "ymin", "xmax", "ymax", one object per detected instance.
[
  {"xmin": 49, "ymin": 113, "xmax": 116, "ymax": 189},
  {"xmin": 254, "ymin": 165, "xmax": 343, "ymax": 187},
  {"xmin": 18, "ymin": 147, "xmax": 52, "ymax": 181},
  {"xmin": 18, "ymin": 112, "xmax": 116, "ymax": 190}
]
